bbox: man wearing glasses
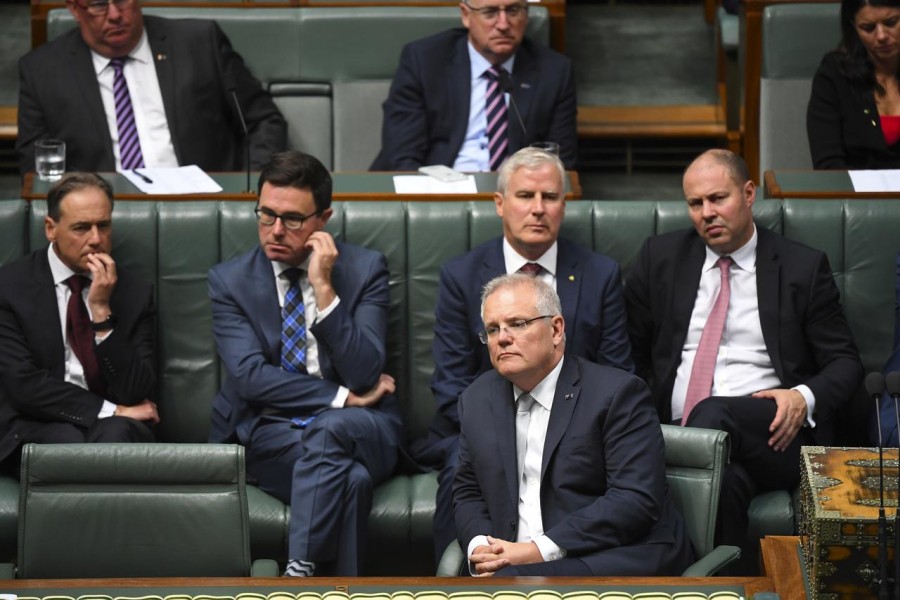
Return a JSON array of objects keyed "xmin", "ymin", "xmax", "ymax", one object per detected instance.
[
  {"xmin": 453, "ymin": 273, "xmax": 692, "ymax": 576},
  {"xmin": 17, "ymin": 0, "xmax": 286, "ymax": 176},
  {"xmin": 419, "ymin": 147, "xmax": 633, "ymax": 563},
  {"xmin": 208, "ymin": 151, "xmax": 402, "ymax": 577},
  {"xmin": 371, "ymin": 0, "xmax": 576, "ymax": 171}
]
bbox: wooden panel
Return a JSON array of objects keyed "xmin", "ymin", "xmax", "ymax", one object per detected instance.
[
  {"xmin": 0, "ymin": 106, "xmax": 16, "ymax": 142},
  {"xmin": 577, "ymin": 104, "xmax": 727, "ymax": 139}
]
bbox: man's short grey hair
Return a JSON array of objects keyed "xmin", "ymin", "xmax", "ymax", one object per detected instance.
[
  {"xmin": 480, "ymin": 273, "xmax": 562, "ymax": 321},
  {"xmin": 496, "ymin": 147, "xmax": 565, "ymax": 195}
]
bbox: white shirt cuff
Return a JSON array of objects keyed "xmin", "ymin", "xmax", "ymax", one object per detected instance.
[
  {"xmin": 314, "ymin": 295, "xmax": 340, "ymax": 322},
  {"xmin": 466, "ymin": 535, "xmax": 490, "ymax": 575},
  {"xmin": 533, "ymin": 534, "xmax": 566, "ymax": 561},
  {"xmin": 98, "ymin": 400, "xmax": 117, "ymax": 419},
  {"xmin": 332, "ymin": 386, "xmax": 349, "ymax": 408},
  {"xmin": 793, "ymin": 384, "xmax": 816, "ymax": 428}
]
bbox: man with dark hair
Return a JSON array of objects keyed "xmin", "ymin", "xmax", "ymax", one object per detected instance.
[
  {"xmin": 208, "ymin": 151, "xmax": 402, "ymax": 577},
  {"xmin": 0, "ymin": 172, "xmax": 158, "ymax": 475},
  {"xmin": 17, "ymin": 0, "xmax": 286, "ymax": 175},
  {"xmin": 625, "ymin": 148, "xmax": 863, "ymax": 571},
  {"xmin": 371, "ymin": 0, "xmax": 576, "ymax": 171},
  {"xmin": 454, "ymin": 273, "xmax": 692, "ymax": 576}
]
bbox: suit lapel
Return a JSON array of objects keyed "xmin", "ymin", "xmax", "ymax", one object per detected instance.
[
  {"xmin": 448, "ymin": 36, "xmax": 472, "ymax": 160},
  {"xmin": 541, "ymin": 357, "xmax": 580, "ymax": 478},
  {"xmin": 509, "ymin": 42, "xmax": 536, "ymax": 148},
  {"xmin": 670, "ymin": 238, "xmax": 706, "ymax": 355},
  {"xmin": 755, "ymin": 229, "xmax": 783, "ymax": 379},
  {"xmin": 480, "ymin": 239, "xmax": 507, "ymax": 283},
  {"xmin": 247, "ymin": 248, "xmax": 283, "ymax": 362},
  {"xmin": 32, "ymin": 251, "xmax": 67, "ymax": 375},
  {"xmin": 487, "ymin": 376, "xmax": 520, "ymax": 510},
  {"xmin": 146, "ymin": 18, "xmax": 180, "ymax": 162},
  {"xmin": 556, "ymin": 241, "xmax": 581, "ymax": 344},
  {"xmin": 69, "ymin": 35, "xmax": 115, "ymax": 165}
]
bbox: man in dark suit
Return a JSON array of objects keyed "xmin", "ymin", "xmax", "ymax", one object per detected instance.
[
  {"xmin": 17, "ymin": 0, "xmax": 286, "ymax": 176},
  {"xmin": 208, "ymin": 151, "xmax": 403, "ymax": 577},
  {"xmin": 370, "ymin": 0, "xmax": 576, "ymax": 171},
  {"xmin": 0, "ymin": 172, "xmax": 158, "ymax": 475},
  {"xmin": 624, "ymin": 148, "xmax": 863, "ymax": 571},
  {"xmin": 454, "ymin": 273, "xmax": 692, "ymax": 576},
  {"xmin": 419, "ymin": 147, "xmax": 632, "ymax": 561}
]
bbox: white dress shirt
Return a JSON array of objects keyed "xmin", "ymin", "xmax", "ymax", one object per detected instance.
[
  {"xmin": 91, "ymin": 31, "xmax": 179, "ymax": 170},
  {"xmin": 453, "ymin": 42, "xmax": 516, "ymax": 172},
  {"xmin": 467, "ymin": 357, "xmax": 567, "ymax": 571},
  {"xmin": 47, "ymin": 246, "xmax": 116, "ymax": 418},
  {"xmin": 271, "ymin": 260, "xmax": 348, "ymax": 407},
  {"xmin": 671, "ymin": 226, "xmax": 816, "ymax": 424},
  {"xmin": 502, "ymin": 237, "xmax": 557, "ymax": 288}
]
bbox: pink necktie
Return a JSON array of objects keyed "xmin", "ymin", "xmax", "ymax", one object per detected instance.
[{"xmin": 682, "ymin": 256, "xmax": 733, "ymax": 425}]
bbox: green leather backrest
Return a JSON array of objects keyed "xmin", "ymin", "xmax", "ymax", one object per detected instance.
[
  {"xmin": 761, "ymin": 3, "xmax": 840, "ymax": 80},
  {"xmin": 17, "ymin": 443, "xmax": 251, "ymax": 578},
  {"xmin": 0, "ymin": 199, "xmax": 894, "ymax": 444}
]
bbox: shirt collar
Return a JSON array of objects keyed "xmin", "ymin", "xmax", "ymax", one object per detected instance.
[
  {"xmin": 702, "ymin": 223, "xmax": 757, "ymax": 273},
  {"xmin": 91, "ymin": 29, "xmax": 151, "ymax": 76},
  {"xmin": 467, "ymin": 40, "xmax": 516, "ymax": 82},
  {"xmin": 47, "ymin": 244, "xmax": 84, "ymax": 285},
  {"xmin": 271, "ymin": 257, "xmax": 311, "ymax": 280},
  {"xmin": 503, "ymin": 237, "xmax": 557, "ymax": 276},
  {"xmin": 513, "ymin": 355, "xmax": 564, "ymax": 411}
]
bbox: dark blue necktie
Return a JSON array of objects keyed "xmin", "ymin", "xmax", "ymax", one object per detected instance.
[{"xmin": 281, "ymin": 268, "xmax": 307, "ymax": 373}]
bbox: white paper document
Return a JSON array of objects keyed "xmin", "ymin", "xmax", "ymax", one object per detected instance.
[
  {"xmin": 121, "ymin": 165, "xmax": 224, "ymax": 194},
  {"xmin": 848, "ymin": 169, "xmax": 900, "ymax": 192},
  {"xmin": 392, "ymin": 174, "xmax": 479, "ymax": 194}
]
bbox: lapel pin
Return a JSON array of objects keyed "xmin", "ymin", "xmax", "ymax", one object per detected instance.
[
  {"xmin": 521, "ymin": 83, "xmax": 531, "ymax": 89},
  {"xmin": 564, "ymin": 393, "xmax": 574, "ymax": 400},
  {"xmin": 156, "ymin": 53, "xmax": 167, "ymax": 61},
  {"xmin": 568, "ymin": 275, "xmax": 575, "ymax": 281}
]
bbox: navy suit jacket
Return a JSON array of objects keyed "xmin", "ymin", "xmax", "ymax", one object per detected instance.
[
  {"xmin": 453, "ymin": 356, "xmax": 693, "ymax": 576},
  {"xmin": 0, "ymin": 248, "xmax": 156, "ymax": 462},
  {"xmin": 208, "ymin": 243, "xmax": 397, "ymax": 445},
  {"xmin": 422, "ymin": 237, "xmax": 633, "ymax": 452},
  {"xmin": 17, "ymin": 15, "xmax": 286, "ymax": 175},
  {"xmin": 371, "ymin": 28, "xmax": 577, "ymax": 170},
  {"xmin": 625, "ymin": 226, "xmax": 864, "ymax": 444}
]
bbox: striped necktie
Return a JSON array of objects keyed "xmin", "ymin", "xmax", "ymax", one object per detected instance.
[
  {"xmin": 109, "ymin": 56, "xmax": 145, "ymax": 170},
  {"xmin": 484, "ymin": 66, "xmax": 509, "ymax": 172}
]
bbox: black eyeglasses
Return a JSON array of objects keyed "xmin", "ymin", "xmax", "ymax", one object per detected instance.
[
  {"xmin": 464, "ymin": 2, "xmax": 529, "ymax": 21},
  {"xmin": 75, "ymin": 0, "xmax": 134, "ymax": 16},
  {"xmin": 254, "ymin": 206, "xmax": 319, "ymax": 231},
  {"xmin": 478, "ymin": 315, "xmax": 552, "ymax": 344}
]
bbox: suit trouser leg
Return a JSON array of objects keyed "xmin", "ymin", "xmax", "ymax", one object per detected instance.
[
  {"xmin": 686, "ymin": 395, "xmax": 811, "ymax": 573},
  {"xmin": 433, "ymin": 435, "xmax": 459, "ymax": 562},
  {"xmin": 247, "ymin": 407, "xmax": 402, "ymax": 576}
]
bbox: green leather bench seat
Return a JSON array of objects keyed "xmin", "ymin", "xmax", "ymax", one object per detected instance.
[
  {"xmin": 0, "ymin": 198, "xmax": 895, "ymax": 575},
  {"xmin": 45, "ymin": 6, "xmax": 549, "ymax": 171}
]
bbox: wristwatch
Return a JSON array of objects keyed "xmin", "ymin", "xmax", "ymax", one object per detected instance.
[{"xmin": 91, "ymin": 314, "xmax": 117, "ymax": 332}]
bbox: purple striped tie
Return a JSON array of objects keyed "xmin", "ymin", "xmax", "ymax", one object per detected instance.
[
  {"xmin": 484, "ymin": 66, "xmax": 509, "ymax": 172},
  {"xmin": 109, "ymin": 57, "xmax": 145, "ymax": 170}
]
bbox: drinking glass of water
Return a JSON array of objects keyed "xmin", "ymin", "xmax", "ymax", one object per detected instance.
[{"xmin": 35, "ymin": 139, "xmax": 66, "ymax": 181}]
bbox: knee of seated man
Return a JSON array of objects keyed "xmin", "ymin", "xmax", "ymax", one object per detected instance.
[{"xmin": 685, "ymin": 396, "xmax": 737, "ymax": 430}]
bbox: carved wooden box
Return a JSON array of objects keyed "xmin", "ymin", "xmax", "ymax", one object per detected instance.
[{"xmin": 799, "ymin": 446, "xmax": 899, "ymax": 600}]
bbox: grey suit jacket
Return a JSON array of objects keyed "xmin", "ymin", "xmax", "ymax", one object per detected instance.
[{"xmin": 17, "ymin": 15, "xmax": 286, "ymax": 175}]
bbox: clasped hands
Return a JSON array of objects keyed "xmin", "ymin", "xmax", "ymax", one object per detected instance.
[{"xmin": 469, "ymin": 536, "xmax": 542, "ymax": 576}]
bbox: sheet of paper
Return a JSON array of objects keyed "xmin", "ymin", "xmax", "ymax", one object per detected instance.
[
  {"xmin": 392, "ymin": 174, "xmax": 479, "ymax": 194},
  {"xmin": 848, "ymin": 169, "xmax": 900, "ymax": 192},
  {"xmin": 120, "ymin": 165, "xmax": 224, "ymax": 194}
]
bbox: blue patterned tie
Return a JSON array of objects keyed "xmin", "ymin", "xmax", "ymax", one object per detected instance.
[
  {"xmin": 109, "ymin": 57, "xmax": 145, "ymax": 170},
  {"xmin": 484, "ymin": 66, "xmax": 509, "ymax": 172},
  {"xmin": 281, "ymin": 268, "xmax": 307, "ymax": 373}
]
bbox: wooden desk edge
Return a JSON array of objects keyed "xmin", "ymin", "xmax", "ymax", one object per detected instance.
[
  {"xmin": 0, "ymin": 575, "xmax": 776, "ymax": 595},
  {"xmin": 761, "ymin": 535, "xmax": 806, "ymax": 600}
]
